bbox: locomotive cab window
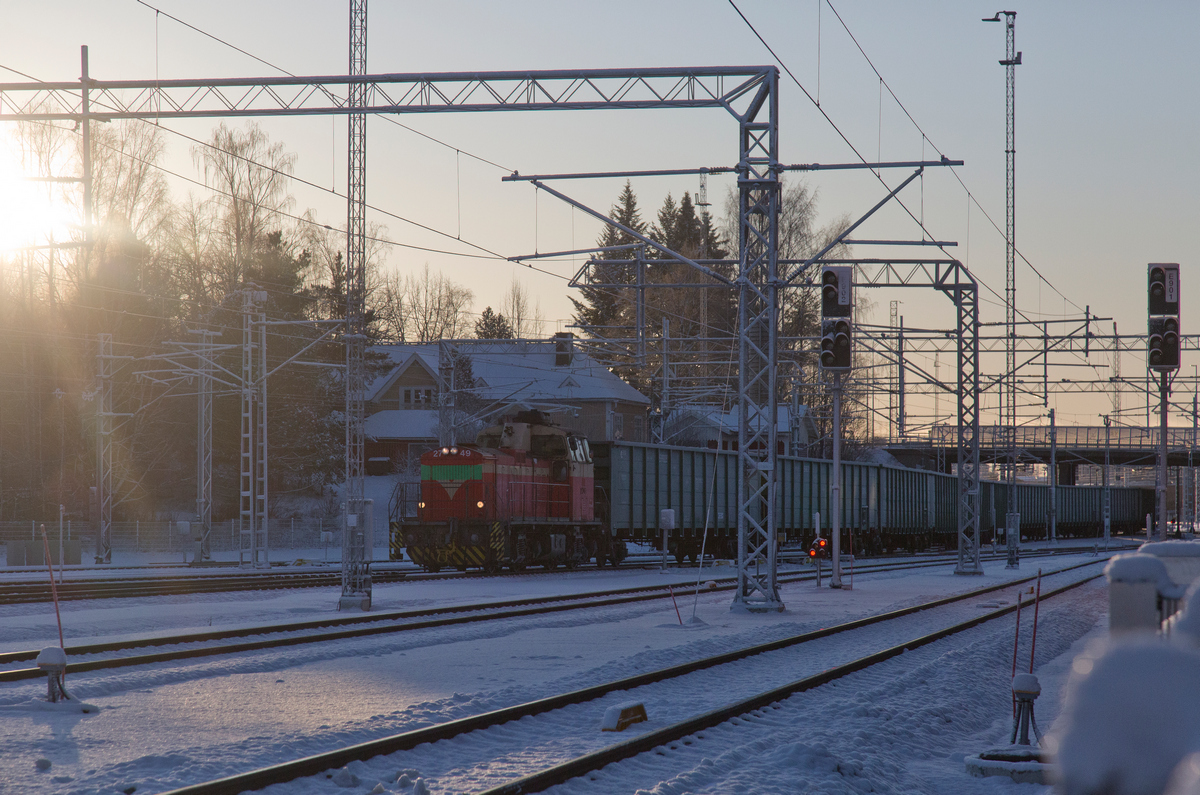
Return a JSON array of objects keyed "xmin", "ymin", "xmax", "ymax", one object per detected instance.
[{"xmin": 531, "ymin": 434, "xmax": 569, "ymax": 460}]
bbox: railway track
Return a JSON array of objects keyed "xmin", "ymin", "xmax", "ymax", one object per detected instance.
[
  {"xmin": 0, "ymin": 569, "xmax": 411, "ymax": 605},
  {"xmin": 116, "ymin": 558, "xmax": 1103, "ymax": 795},
  {"xmin": 0, "ymin": 551, "xmax": 1064, "ymax": 680},
  {"xmin": 0, "ymin": 541, "xmax": 1126, "ymax": 606}
]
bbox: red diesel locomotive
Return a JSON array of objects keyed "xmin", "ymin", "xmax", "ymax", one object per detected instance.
[{"xmin": 397, "ymin": 411, "xmax": 623, "ymax": 572}]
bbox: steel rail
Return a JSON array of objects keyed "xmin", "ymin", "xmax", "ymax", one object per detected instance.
[
  {"xmin": 145, "ymin": 559, "xmax": 1105, "ymax": 795},
  {"xmin": 0, "ymin": 541, "xmax": 1125, "ymax": 610},
  {"xmin": 0, "ymin": 570, "xmax": 411, "ymax": 606},
  {"xmin": 0, "ymin": 554, "xmax": 1010, "ymax": 680},
  {"xmin": 482, "ymin": 570, "xmax": 1101, "ymax": 794},
  {"xmin": 0, "ymin": 545, "xmax": 1119, "ymax": 677},
  {"xmin": 0, "ymin": 547, "xmax": 1106, "ymax": 677}
]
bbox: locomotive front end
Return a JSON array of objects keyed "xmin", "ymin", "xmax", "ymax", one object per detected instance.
[{"xmin": 403, "ymin": 445, "xmax": 505, "ymax": 572}]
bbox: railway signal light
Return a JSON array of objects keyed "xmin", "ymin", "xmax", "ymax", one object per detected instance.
[
  {"xmin": 1147, "ymin": 263, "xmax": 1181, "ymax": 372},
  {"xmin": 821, "ymin": 266, "xmax": 853, "ymax": 372},
  {"xmin": 821, "ymin": 266, "xmax": 853, "ymax": 318},
  {"xmin": 820, "ymin": 318, "xmax": 853, "ymax": 371},
  {"xmin": 1149, "ymin": 316, "xmax": 1180, "ymax": 371},
  {"xmin": 1148, "ymin": 263, "xmax": 1180, "ymax": 316},
  {"xmin": 809, "ymin": 536, "xmax": 829, "ymax": 559}
]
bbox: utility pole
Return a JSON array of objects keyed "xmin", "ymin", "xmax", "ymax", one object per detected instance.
[
  {"xmin": 94, "ymin": 334, "xmax": 113, "ymax": 563},
  {"xmin": 1159, "ymin": 371, "xmax": 1169, "ymax": 540},
  {"xmin": 820, "ymin": 266, "xmax": 853, "ymax": 590},
  {"xmin": 897, "ymin": 316, "xmax": 906, "ymax": 440},
  {"xmin": 1103, "ymin": 414, "xmax": 1111, "ymax": 551},
  {"xmin": 191, "ymin": 329, "xmax": 218, "ymax": 560},
  {"xmin": 1148, "ymin": 263, "xmax": 1181, "ymax": 541},
  {"xmin": 1185, "ymin": 393, "xmax": 1195, "ymax": 535},
  {"xmin": 240, "ymin": 289, "xmax": 269, "ymax": 567},
  {"xmin": 1048, "ymin": 408, "xmax": 1056, "ymax": 545},
  {"xmin": 660, "ymin": 318, "xmax": 670, "ymax": 444},
  {"xmin": 890, "ymin": 300, "xmax": 899, "ymax": 440},
  {"xmin": 830, "ymin": 372, "xmax": 844, "ymax": 588}
]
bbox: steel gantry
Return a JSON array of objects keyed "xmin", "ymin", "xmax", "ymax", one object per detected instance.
[
  {"xmin": 1, "ymin": 59, "xmax": 980, "ymax": 601},
  {"xmin": 822, "ymin": 259, "xmax": 982, "ymax": 573},
  {"xmin": 732, "ymin": 78, "xmax": 784, "ymax": 609}
]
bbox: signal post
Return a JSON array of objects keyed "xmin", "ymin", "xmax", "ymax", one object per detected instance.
[
  {"xmin": 820, "ymin": 266, "xmax": 853, "ymax": 588},
  {"xmin": 1148, "ymin": 263, "xmax": 1181, "ymax": 539}
]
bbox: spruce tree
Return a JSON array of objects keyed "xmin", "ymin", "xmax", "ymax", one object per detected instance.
[
  {"xmin": 570, "ymin": 180, "xmax": 646, "ymax": 333},
  {"xmin": 475, "ymin": 306, "xmax": 514, "ymax": 339}
]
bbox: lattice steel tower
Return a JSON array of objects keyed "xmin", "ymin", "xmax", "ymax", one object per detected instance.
[
  {"xmin": 985, "ymin": 11, "xmax": 1020, "ymax": 476},
  {"xmin": 240, "ymin": 289, "xmax": 269, "ymax": 567},
  {"xmin": 341, "ymin": 0, "xmax": 372, "ymax": 610}
]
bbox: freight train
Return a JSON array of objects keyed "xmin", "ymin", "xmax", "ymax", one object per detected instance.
[{"xmin": 389, "ymin": 411, "xmax": 1154, "ymax": 572}]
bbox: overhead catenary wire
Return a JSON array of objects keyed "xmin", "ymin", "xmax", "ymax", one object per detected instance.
[
  {"xmin": 818, "ymin": 0, "xmax": 1082, "ymax": 315},
  {"xmin": 727, "ymin": 0, "xmax": 1106, "ymax": 428},
  {"xmin": 131, "ymin": 0, "xmax": 514, "ymax": 174},
  {"xmin": 727, "ymin": 0, "xmax": 1083, "ymax": 327}
]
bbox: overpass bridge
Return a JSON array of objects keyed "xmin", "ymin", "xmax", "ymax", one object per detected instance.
[{"xmin": 887, "ymin": 424, "xmax": 1199, "ymax": 482}]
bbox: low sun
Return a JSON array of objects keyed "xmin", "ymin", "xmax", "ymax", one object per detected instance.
[{"xmin": 0, "ymin": 126, "xmax": 80, "ymax": 254}]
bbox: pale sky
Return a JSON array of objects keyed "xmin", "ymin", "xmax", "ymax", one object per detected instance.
[{"xmin": 1, "ymin": 0, "xmax": 1197, "ymax": 429}]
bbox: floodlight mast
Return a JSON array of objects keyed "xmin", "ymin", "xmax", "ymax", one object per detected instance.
[{"xmin": 984, "ymin": 10, "xmax": 1020, "ymax": 520}]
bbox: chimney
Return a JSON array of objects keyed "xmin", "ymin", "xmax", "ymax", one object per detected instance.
[{"xmin": 552, "ymin": 332, "xmax": 575, "ymax": 366}]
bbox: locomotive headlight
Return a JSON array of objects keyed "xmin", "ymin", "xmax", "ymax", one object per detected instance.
[
  {"xmin": 441, "ymin": 447, "xmax": 449, "ymax": 455},
  {"xmin": 450, "ymin": 447, "xmax": 458, "ymax": 455},
  {"xmin": 418, "ymin": 501, "xmax": 425, "ymax": 509},
  {"xmin": 477, "ymin": 500, "xmax": 484, "ymax": 508}
]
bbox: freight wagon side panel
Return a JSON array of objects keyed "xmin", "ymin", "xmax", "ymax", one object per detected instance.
[{"xmin": 602, "ymin": 441, "xmax": 739, "ymax": 541}]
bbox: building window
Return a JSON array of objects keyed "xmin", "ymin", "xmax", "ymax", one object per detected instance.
[{"xmin": 401, "ymin": 387, "xmax": 435, "ymax": 408}]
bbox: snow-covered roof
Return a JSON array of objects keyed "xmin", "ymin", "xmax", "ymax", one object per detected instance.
[
  {"xmin": 364, "ymin": 409, "xmax": 439, "ymax": 441},
  {"xmin": 367, "ymin": 340, "xmax": 650, "ymax": 407},
  {"xmin": 667, "ymin": 404, "xmax": 813, "ymax": 436}
]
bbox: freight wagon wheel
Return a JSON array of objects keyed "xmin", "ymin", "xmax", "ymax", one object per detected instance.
[
  {"xmin": 425, "ymin": 562, "xmax": 442, "ymax": 573},
  {"xmin": 674, "ymin": 545, "xmax": 686, "ymax": 565}
]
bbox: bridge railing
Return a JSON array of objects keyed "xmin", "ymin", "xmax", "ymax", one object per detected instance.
[{"xmin": 931, "ymin": 424, "xmax": 1197, "ymax": 451}]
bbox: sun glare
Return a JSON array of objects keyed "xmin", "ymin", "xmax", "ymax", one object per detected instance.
[{"xmin": 0, "ymin": 127, "xmax": 80, "ymax": 254}]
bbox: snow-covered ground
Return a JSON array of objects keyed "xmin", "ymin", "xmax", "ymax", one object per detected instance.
[{"xmin": 1, "ymin": 552, "xmax": 1114, "ymax": 795}]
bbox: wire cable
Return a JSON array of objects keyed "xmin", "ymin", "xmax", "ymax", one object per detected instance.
[{"xmin": 130, "ymin": 0, "xmax": 513, "ymax": 174}]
